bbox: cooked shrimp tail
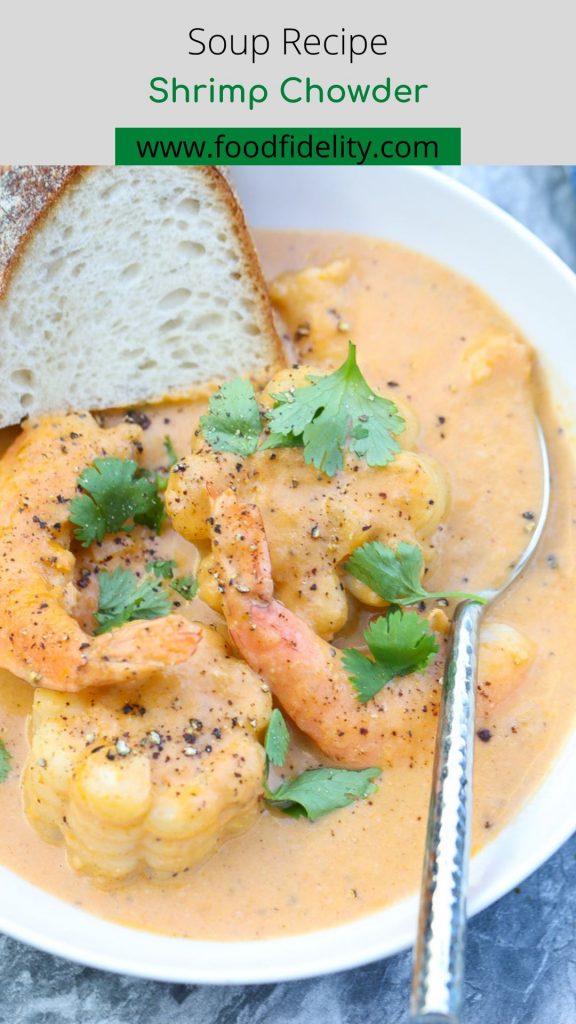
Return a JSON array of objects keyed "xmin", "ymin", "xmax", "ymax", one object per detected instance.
[
  {"xmin": 211, "ymin": 490, "xmax": 439, "ymax": 769},
  {"xmin": 0, "ymin": 413, "xmax": 199, "ymax": 691},
  {"xmin": 67, "ymin": 617, "xmax": 202, "ymax": 690}
]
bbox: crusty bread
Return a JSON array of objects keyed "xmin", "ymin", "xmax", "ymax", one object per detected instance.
[{"xmin": 0, "ymin": 166, "xmax": 283, "ymax": 427}]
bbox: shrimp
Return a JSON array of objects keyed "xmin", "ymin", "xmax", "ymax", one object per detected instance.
[
  {"xmin": 24, "ymin": 624, "xmax": 271, "ymax": 880},
  {"xmin": 269, "ymin": 259, "xmax": 354, "ymax": 364},
  {"xmin": 211, "ymin": 490, "xmax": 442, "ymax": 769},
  {"xmin": 0, "ymin": 413, "xmax": 199, "ymax": 691},
  {"xmin": 167, "ymin": 364, "xmax": 448, "ymax": 641}
]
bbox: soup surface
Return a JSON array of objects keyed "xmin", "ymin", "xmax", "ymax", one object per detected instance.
[{"xmin": 0, "ymin": 230, "xmax": 574, "ymax": 940}]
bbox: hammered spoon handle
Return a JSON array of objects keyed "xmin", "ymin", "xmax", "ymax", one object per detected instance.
[{"xmin": 410, "ymin": 599, "xmax": 484, "ymax": 1023}]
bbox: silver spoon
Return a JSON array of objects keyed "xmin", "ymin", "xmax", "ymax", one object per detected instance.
[{"xmin": 410, "ymin": 419, "xmax": 551, "ymax": 1024}]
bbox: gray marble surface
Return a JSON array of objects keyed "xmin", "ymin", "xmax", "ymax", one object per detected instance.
[{"xmin": 1, "ymin": 166, "xmax": 575, "ymax": 1024}]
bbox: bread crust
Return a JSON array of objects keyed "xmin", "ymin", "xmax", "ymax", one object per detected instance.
[
  {"xmin": 0, "ymin": 166, "xmax": 79, "ymax": 298},
  {"xmin": 0, "ymin": 165, "xmax": 284, "ymax": 374},
  {"xmin": 198, "ymin": 166, "xmax": 284, "ymax": 374}
]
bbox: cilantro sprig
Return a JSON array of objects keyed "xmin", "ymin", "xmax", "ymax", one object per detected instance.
[
  {"xmin": 94, "ymin": 569, "xmax": 173, "ymax": 634},
  {"xmin": 343, "ymin": 609, "xmax": 438, "ymax": 703},
  {"xmin": 263, "ymin": 709, "xmax": 380, "ymax": 820},
  {"xmin": 70, "ymin": 457, "xmax": 165, "ymax": 547},
  {"xmin": 264, "ymin": 343, "xmax": 405, "ymax": 476},
  {"xmin": 342, "ymin": 539, "xmax": 484, "ymax": 701},
  {"xmin": 170, "ymin": 575, "xmax": 198, "ymax": 601},
  {"xmin": 264, "ymin": 708, "xmax": 290, "ymax": 768},
  {"xmin": 148, "ymin": 558, "xmax": 178, "ymax": 580},
  {"xmin": 95, "ymin": 561, "xmax": 198, "ymax": 634},
  {"xmin": 156, "ymin": 436, "xmax": 179, "ymax": 492},
  {"xmin": 0, "ymin": 739, "xmax": 11, "ymax": 783},
  {"xmin": 266, "ymin": 766, "xmax": 381, "ymax": 821},
  {"xmin": 200, "ymin": 378, "xmax": 263, "ymax": 457},
  {"xmin": 198, "ymin": 343, "xmax": 405, "ymax": 477},
  {"xmin": 163, "ymin": 435, "xmax": 178, "ymax": 469},
  {"xmin": 344, "ymin": 540, "xmax": 486, "ymax": 606},
  {"xmin": 147, "ymin": 559, "xmax": 199, "ymax": 600}
]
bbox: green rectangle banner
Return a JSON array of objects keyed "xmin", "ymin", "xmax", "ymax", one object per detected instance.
[{"xmin": 115, "ymin": 127, "xmax": 461, "ymax": 166}]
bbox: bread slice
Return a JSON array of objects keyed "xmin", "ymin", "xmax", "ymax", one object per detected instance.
[{"xmin": 0, "ymin": 166, "xmax": 283, "ymax": 427}]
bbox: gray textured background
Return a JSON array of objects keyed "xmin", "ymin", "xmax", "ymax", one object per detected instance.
[{"xmin": 1, "ymin": 166, "xmax": 575, "ymax": 1024}]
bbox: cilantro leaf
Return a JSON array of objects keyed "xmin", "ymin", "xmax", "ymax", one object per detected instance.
[
  {"xmin": 344, "ymin": 540, "xmax": 485, "ymax": 606},
  {"xmin": 263, "ymin": 342, "xmax": 405, "ymax": 477},
  {"xmin": 170, "ymin": 575, "xmax": 198, "ymax": 601},
  {"xmin": 164, "ymin": 435, "xmax": 178, "ymax": 468},
  {"xmin": 261, "ymin": 424, "xmax": 305, "ymax": 451},
  {"xmin": 266, "ymin": 766, "xmax": 381, "ymax": 821},
  {"xmin": 69, "ymin": 495, "xmax": 106, "ymax": 547},
  {"xmin": 343, "ymin": 609, "xmax": 438, "ymax": 702},
  {"xmin": 155, "ymin": 436, "xmax": 179, "ymax": 493},
  {"xmin": 70, "ymin": 458, "xmax": 165, "ymax": 547},
  {"xmin": 264, "ymin": 708, "xmax": 290, "ymax": 767},
  {"xmin": 148, "ymin": 558, "xmax": 177, "ymax": 579},
  {"xmin": 94, "ymin": 568, "xmax": 173, "ymax": 634},
  {"xmin": 200, "ymin": 378, "xmax": 263, "ymax": 457},
  {"xmin": 363, "ymin": 609, "xmax": 438, "ymax": 668},
  {"xmin": 262, "ymin": 709, "xmax": 380, "ymax": 819},
  {"xmin": 345, "ymin": 540, "xmax": 424, "ymax": 604},
  {"xmin": 197, "ymin": 345, "xmax": 404, "ymax": 475},
  {"xmin": 341, "ymin": 650, "xmax": 395, "ymax": 704},
  {"xmin": 0, "ymin": 739, "xmax": 11, "ymax": 783},
  {"xmin": 131, "ymin": 480, "xmax": 166, "ymax": 533},
  {"xmin": 146, "ymin": 560, "xmax": 197, "ymax": 600}
]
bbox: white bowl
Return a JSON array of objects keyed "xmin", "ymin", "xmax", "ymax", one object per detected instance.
[{"xmin": 2, "ymin": 167, "xmax": 576, "ymax": 984}]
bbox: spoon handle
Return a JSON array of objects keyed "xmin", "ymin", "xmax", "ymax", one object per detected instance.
[{"xmin": 410, "ymin": 599, "xmax": 484, "ymax": 1024}]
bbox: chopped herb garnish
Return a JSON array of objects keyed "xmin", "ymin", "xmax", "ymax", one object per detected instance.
[
  {"xmin": 145, "ymin": 560, "xmax": 197, "ymax": 600},
  {"xmin": 170, "ymin": 575, "xmax": 198, "ymax": 601},
  {"xmin": 94, "ymin": 568, "xmax": 172, "ymax": 634},
  {"xmin": 264, "ymin": 708, "xmax": 290, "ymax": 767},
  {"xmin": 0, "ymin": 739, "xmax": 11, "ymax": 783},
  {"xmin": 70, "ymin": 457, "xmax": 165, "ymax": 547},
  {"xmin": 344, "ymin": 540, "xmax": 486, "ymax": 606},
  {"xmin": 263, "ymin": 709, "xmax": 380, "ymax": 819},
  {"xmin": 263, "ymin": 342, "xmax": 405, "ymax": 476},
  {"xmin": 200, "ymin": 378, "xmax": 262, "ymax": 457},
  {"xmin": 343, "ymin": 609, "xmax": 438, "ymax": 702},
  {"xmin": 155, "ymin": 436, "xmax": 179, "ymax": 492},
  {"xmin": 164, "ymin": 435, "xmax": 178, "ymax": 468},
  {"xmin": 130, "ymin": 477, "xmax": 165, "ymax": 533},
  {"xmin": 198, "ymin": 344, "xmax": 404, "ymax": 477},
  {"xmin": 266, "ymin": 766, "xmax": 381, "ymax": 821},
  {"xmin": 148, "ymin": 558, "xmax": 177, "ymax": 579}
]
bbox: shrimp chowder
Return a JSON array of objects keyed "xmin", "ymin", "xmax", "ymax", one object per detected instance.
[{"xmin": 0, "ymin": 230, "xmax": 574, "ymax": 941}]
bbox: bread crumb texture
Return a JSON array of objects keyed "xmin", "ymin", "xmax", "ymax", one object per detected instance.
[{"xmin": 0, "ymin": 166, "xmax": 281, "ymax": 427}]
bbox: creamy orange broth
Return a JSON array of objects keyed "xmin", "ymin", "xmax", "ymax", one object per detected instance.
[{"xmin": 0, "ymin": 230, "xmax": 575, "ymax": 940}]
